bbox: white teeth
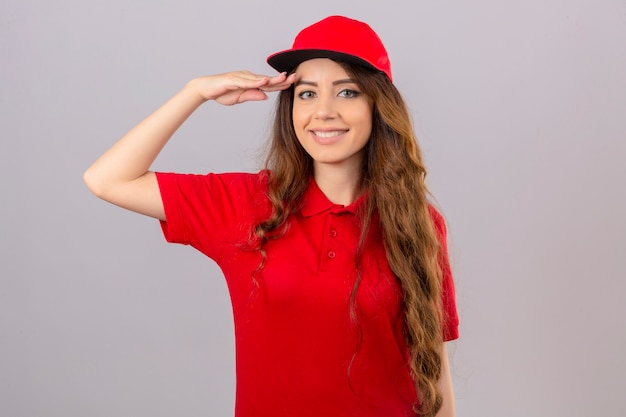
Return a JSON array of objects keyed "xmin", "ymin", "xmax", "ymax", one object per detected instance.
[{"xmin": 313, "ymin": 130, "xmax": 345, "ymax": 138}]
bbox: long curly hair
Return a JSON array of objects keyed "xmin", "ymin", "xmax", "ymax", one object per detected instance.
[{"xmin": 254, "ymin": 61, "xmax": 445, "ymax": 417}]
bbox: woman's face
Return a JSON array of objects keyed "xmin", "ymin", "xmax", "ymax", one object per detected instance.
[{"xmin": 292, "ymin": 58, "xmax": 373, "ymax": 173}]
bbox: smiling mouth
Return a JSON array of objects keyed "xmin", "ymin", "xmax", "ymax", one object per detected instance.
[{"xmin": 312, "ymin": 130, "xmax": 348, "ymax": 138}]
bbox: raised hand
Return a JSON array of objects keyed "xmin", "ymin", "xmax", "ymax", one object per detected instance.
[{"xmin": 190, "ymin": 71, "xmax": 296, "ymax": 105}]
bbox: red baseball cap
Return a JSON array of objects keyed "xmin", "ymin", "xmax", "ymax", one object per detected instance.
[{"xmin": 267, "ymin": 16, "xmax": 392, "ymax": 81}]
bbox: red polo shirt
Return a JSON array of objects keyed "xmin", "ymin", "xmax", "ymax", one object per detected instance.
[{"xmin": 156, "ymin": 171, "xmax": 458, "ymax": 417}]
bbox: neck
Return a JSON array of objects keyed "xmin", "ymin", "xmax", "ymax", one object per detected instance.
[{"xmin": 313, "ymin": 162, "xmax": 364, "ymax": 206}]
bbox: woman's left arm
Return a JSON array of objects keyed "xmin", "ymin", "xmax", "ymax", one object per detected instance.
[{"xmin": 436, "ymin": 342, "xmax": 456, "ymax": 417}]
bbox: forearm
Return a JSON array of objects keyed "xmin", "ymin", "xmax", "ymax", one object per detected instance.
[
  {"xmin": 436, "ymin": 342, "xmax": 456, "ymax": 417},
  {"xmin": 83, "ymin": 80, "xmax": 205, "ymax": 197}
]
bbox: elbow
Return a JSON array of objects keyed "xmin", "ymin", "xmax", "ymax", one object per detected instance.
[{"xmin": 83, "ymin": 166, "xmax": 107, "ymax": 199}]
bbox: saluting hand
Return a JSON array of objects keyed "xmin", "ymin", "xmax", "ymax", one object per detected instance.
[{"xmin": 189, "ymin": 71, "xmax": 296, "ymax": 106}]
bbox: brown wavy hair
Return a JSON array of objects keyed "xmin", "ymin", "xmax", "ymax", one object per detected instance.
[{"xmin": 254, "ymin": 62, "xmax": 445, "ymax": 416}]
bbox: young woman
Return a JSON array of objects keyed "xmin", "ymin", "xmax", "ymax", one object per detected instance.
[{"xmin": 84, "ymin": 15, "xmax": 459, "ymax": 417}]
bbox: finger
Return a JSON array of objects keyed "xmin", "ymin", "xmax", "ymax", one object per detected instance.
[
  {"xmin": 229, "ymin": 71, "xmax": 288, "ymax": 90},
  {"xmin": 223, "ymin": 75, "xmax": 270, "ymax": 92},
  {"xmin": 260, "ymin": 73, "xmax": 295, "ymax": 92},
  {"xmin": 260, "ymin": 84, "xmax": 292, "ymax": 93},
  {"xmin": 234, "ymin": 70, "xmax": 266, "ymax": 81},
  {"xmin": 265, "ymin": 72, "xmax": 291, "ymax": 85}
]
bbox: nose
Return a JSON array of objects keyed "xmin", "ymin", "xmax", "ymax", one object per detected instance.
[{"xmin": 313, "ymin": 95, "xmax": 337, "ymax": 120}]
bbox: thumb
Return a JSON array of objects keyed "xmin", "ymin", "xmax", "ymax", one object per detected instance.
[{"xmin": 238, "ymin": 89, "xmax": 268, "ymax": 103}]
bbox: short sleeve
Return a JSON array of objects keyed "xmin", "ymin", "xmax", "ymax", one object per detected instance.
[
  {"xmin": 429, "ymin": 205, "xmax": 460, "ymax": 341},
  {"xmin": 155, "ymin": 171, "xmax": 270, "ymax": 261}
]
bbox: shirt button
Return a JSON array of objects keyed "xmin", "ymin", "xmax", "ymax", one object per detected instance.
[
  {"xmin": 327, "ymin": 250, "xmax": 336, "ymax": 259},
  {"xmin": 329, "ymin": 229, "xmax": 337, "ymax": 237}
]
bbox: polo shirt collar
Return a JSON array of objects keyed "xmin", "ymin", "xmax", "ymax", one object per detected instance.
[{"xmin": 300, "ymin": 177, "xmax": 368, "ymax": 217}]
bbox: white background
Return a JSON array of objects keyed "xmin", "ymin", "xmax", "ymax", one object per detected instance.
[{"xmin": 2, "ymin": 0, "xmax": 625, "ymax": 416}]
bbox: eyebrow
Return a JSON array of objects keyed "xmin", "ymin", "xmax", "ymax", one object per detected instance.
[{"xmin": 294, "ymin": 78, "xmax": 356, "ymax": 87}]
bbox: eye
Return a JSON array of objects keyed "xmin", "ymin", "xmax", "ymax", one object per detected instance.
[
  {"xmin": 338, "ymin": 89, "xmax": 360, "ymax": 98},
  {"xmin": 297, "ymin": 90, "xmax": 316, "ymax": 100}
]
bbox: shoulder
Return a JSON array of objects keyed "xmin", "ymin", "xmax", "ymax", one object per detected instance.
[
  {"xmin": 219, "ymin": 170, "xmax": 270, "ymax": 189},
  {"xmin": 156, "ymin": 170, "xmax": 269, "ymax": 192},
  {"xmin": 155, "ymin": 171, "xmax": 271, "ymax": 219},
  {"xmin": 427, "ymin": 204, "xmax": 447, "ymax": 234}
]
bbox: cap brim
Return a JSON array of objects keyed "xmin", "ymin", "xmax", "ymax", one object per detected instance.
[{"xmin": 267, "ymin": 49, "xmax": 379, "ymax": 74}]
